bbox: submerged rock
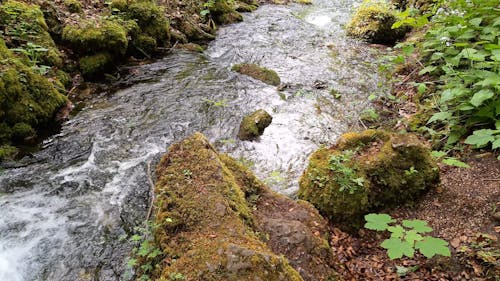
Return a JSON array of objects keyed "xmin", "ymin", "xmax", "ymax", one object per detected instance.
[
  {"xmin": 232, "ymin": 63, "xmax": 281, "ymax": 86},
  {"xmin": 299, "ymin": 130, "xmax": 439, "ymax": 230},
  {"xmin": 148, "ymin": 133, "xmax": 338, "ymax": 280},
  {"xmin": 346, "ymin": 0, "xmax": 409, "ymax": 45},
  {"xmin": 238, "ymin": 109, "xmax": 273, "ymax": 141}
]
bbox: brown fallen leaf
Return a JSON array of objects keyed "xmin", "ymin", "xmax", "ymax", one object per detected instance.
[{"xmin": 451, "ymin": 238, "xmax": 461, "ymax": 248}]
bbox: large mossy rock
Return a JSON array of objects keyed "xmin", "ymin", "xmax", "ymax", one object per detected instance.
[
  {"xmin": 0, "ymin": 38, "xmax": 67, "ymax": 149},
  {"xmin": 111, "ymin": 0, "xmax": 170, "ymax": 56},
  {"xmin": 346, "ymin": 0, "xmax": 409, "ymax": 45},
  {"xmin": 232, "ymin": 63, "xmax": 281, "ymax": 86},
  {"xmin": 0, "ymin": 0, "xmax": 63, "ymax": 67},
  {"xmin": 298, "ymin": 130, "xmax": 439, "ymax": 230},
  {"xmin": 62, "ymin": 18, "xmax": 130, "ymax": 57},
  {"xmin": 237, "ymin": 109, "xmax": 273, "ymax": 141},
  {"xmin": 150, "ymin": 133, "xmax": 338, "ymax": 281}
]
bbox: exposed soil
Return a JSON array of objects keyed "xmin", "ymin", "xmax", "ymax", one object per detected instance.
[{"xmin": 328, "ymin": 148, "xmax": 500, "ymax": 280}]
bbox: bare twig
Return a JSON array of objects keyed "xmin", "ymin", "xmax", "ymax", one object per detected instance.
[{"xmin": 146, "ymin": 160, "xmax": 156, "ymax": 220}]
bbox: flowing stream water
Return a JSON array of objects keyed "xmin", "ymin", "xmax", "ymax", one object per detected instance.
[{"xmin": 0, "ymin": 0, "xmax": 387, "ymax": 280}]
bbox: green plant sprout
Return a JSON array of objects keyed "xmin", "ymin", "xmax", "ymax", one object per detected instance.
[
  {"xmin": 364, "ymin": 213, "xmax": 451, "ymax": 260},
  {"xmin": 328, "ymin": 150, "xmax": 365, "ymax": 194},
  {"xmin": 125, "ymin": 221, "xmax": 164, "ymax": 281},
  {"xmin": 431, "ymin": 150, "xmax": 470, "ymax": 168}
]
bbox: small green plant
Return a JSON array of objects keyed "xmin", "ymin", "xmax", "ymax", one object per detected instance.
[
  {"xmin": 169, "ymin": 272, "xmax": 186, "ymax": 281},
  {"xmin": 364, "ymin": 213, "xmax": 451, "ymax": 259},
  {"xmin": 431, "ymin": 150, "xmax": 470, "ymax": 168},
  {"xmin": 200, "ymin": 0, "xmax": 217, "ymax": 29},
  {"xmin": 182, "ymin": 169, "xmax": 193, "ymax": 179},
  {"xmin": 329, "ymin": 88, "xmax": 342, "ymax": 99},
  {"xmin": 264, "ymin": 170, "xmax": 285, "ymax": 186},
  {"xmin": 202, "ymin": 98, "xmax": 228, "ymax": 108},
  {"xmin": 126, "ymin": 222, "xmax": 164, "ymax": 281},
  {"xmin": 328, "ymin": 150, "xmax": 365, "ymax": 194},
  {"xmin": 404, "ymin": 166, "xmax": 418, "ymax": 176},
  {"xmin": 200, "ymin": 0, "xmax": 215, "ymax": 17},
  {"xmin": 11, "ymin": 42, "xmax": 51, "ymax": 75}
]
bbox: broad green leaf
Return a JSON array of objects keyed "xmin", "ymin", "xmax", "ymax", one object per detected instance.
[
  {"xmin": 492, "ymin": 138, "xmax": 500, "ymax": 149},
  {"xmin": 464, "ymin": 129, "xmax": 496, "ymax": 147},
  {"xmin": 417, "ymin": 83, "xmax": 427, "ymax": 94},
  {"xmin": 431, "ymin": 150, "xmax": 447, "ymax": 159},
  {"xmin": 415, "ymin": 237, "xmax": 451, "ymax": 258},
  {"xmin": 440, "ymin": 87, "xmax": 469, "ymax": 103},
  {"xmin": 381, "ymin": 238, "xmax": 415, "ymax": 259},
  {"xmin": 474, "ymin": 74, "xmax": 500, "ymax": 87},
  {"xmin": 405, "ymin": 230, "xmax": 424, "ymax": 244},
  {"xmin": 470, "ymin": 89, "xmax": 494, "ymax": 107},
  {"xmin": 388, "ymin": 225, "xmax": 405, "ymax": 238},
  {"xmin": 418, "ymin": 65, "xmax": 436, "ymax": 75},
  {"xmin": 427, "ymin": 112, "xmax": 452, "ymax": 124},
  {"xmin": 402, "ymin": 219, "xmax": 432, "ymax": 233},
  {"xmin": 442, "ymin": 158, "xmax": 470, "ymax": 168},
  {"xmin": 364, "ymin": 213, "xmax": 395, "ymax": 231},
  {"xmin": 491, "ymin": 50, "xmax": 500, "ymax": 61}
]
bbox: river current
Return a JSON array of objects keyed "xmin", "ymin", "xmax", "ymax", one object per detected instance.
[{"xmin": 0, "ymin": 0, "xmax": 385, "ymax": 280}]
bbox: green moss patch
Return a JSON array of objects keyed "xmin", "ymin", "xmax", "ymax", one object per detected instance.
[
  {"xmin": 62, "ymin": 18, "xmax": 129, "ymax": 57},
  {"xmin": 64, "ymin": 0, "xmax": 82, "ymax": 13},
  {"xmin": 238, "ymin": 109, "xmax": 273, "ymax": 141},
  {"xmin": 346, "ymin": 0, "xmax": 410, "ymax": 45},
  {"xmin": 299, "ymin": 130, "xmax": 439, "ymax": 231},
  {"xmin": 111, "ymin": 0, "xmax": 170, "ymax": 57},
  {"xmin": 78, "ymin": 52, "xmax": 113, "ymax": 79},
  {"xmin": 0, "ymin": 38, "xmax": 67, "ymax": 147},
  {"xmin": 232, "ymin": 63, "xmax": 281, "ymax": 86},
  {"xmin": 0, "ymin": 145, "xmax": 18, "ymax": 161},
  {"xmin": 0, "ymin": 0, "xmax": 63, "ymax": 67}
]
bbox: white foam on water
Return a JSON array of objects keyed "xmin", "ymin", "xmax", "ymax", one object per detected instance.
[{"xmin": 305, "ymin": 14, "xmax": 332, "ymax": 27}]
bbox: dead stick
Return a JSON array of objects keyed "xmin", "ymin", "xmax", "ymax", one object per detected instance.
[{"xmin": 146, "ymin": 160, "xmax": 156, "ymax": 220}]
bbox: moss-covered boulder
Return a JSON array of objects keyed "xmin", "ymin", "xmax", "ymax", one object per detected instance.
[
  {"xmin": 232, "ymin": 63, "xmax": 281, "ymax": 86},
  {"xmin": 210, "ymin": 0, "xmax": 243, "ymax": 24},
  {"xmin": 238, "ymin": 109, "xmax": 273, "ymax": 141},
  {"xmin": 110, "ymin": 0, "xmax": 170, "ymax": 57},
  {"xmin": 346, "ymin": 0, "xmax": 410, "ymax": 45},
  {"xmin": 298, "ymin": 130, "xmax": 439, "ymax": 230},
  {"xmin": 235, "ymin": 1, "xmax": 259, "ymax": 12},
  {"xmin": 146, "ymin": 133, "xmax": 338, "ymax": 280},
  {"xmin": 0, "ymin": 38, "xmax": 68, "ymax": 147},
  {"xmin": 0, "ymin": 0, "xmax": 63, "ymax": 67},
  {"xmin": 64, "ymin": 0, "xmax": 82, "ymax": 13},
  {"xmin": 62, "ymin": 17, "xmax": 134, "ymax": 77},
  {"xmin": 78, "ymin": 52, "xmax": 114, "ymax": 79},
  {"xmin": 0, "ymin": 145, "xmax": 18, "ymax": 161},
  {"xmin": 62, "ymin": 18, "xmax": 129, "ymax": 57}
]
